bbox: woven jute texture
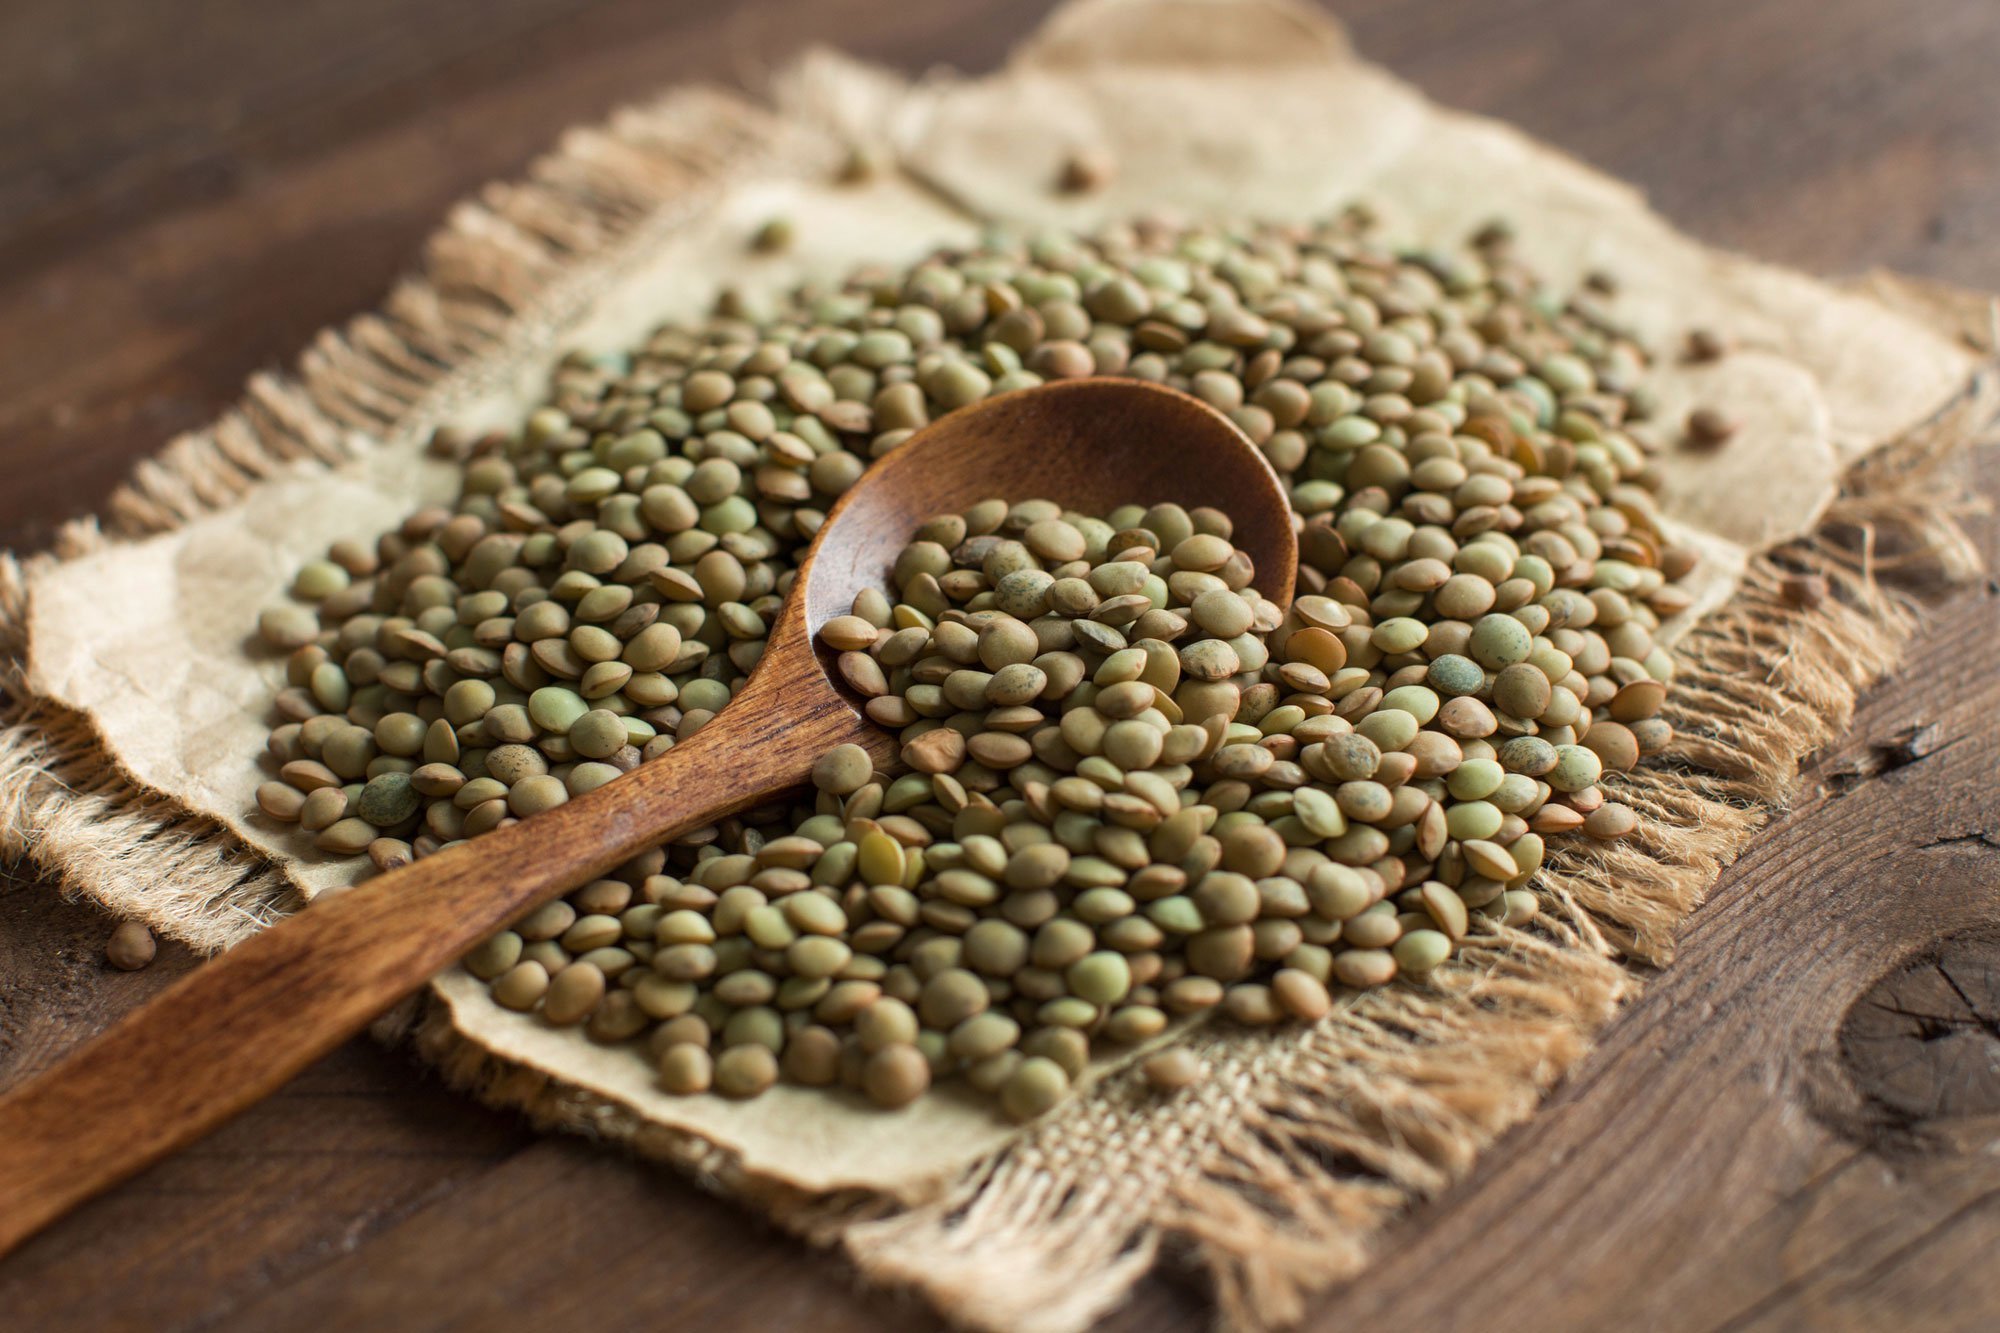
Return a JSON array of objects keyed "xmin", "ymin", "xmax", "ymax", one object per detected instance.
[{"xmin": 2, "ymin": 2, "xmax": 1995, "ymax": 1328}]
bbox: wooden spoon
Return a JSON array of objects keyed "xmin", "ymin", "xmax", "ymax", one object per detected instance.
[{"xmin": 0, "ymin": 377, "xmax": 1296, "ymax": 1256}]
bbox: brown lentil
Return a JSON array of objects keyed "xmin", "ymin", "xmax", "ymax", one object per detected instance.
[{"xmin": 253, "ymin": 213, "xmax": 1697, "ymax": 1122}]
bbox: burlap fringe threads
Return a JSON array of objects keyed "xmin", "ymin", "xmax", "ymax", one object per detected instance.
[{"xmin": 0, "ymin": 72, "xmax": 1992, "ymax": 1333}]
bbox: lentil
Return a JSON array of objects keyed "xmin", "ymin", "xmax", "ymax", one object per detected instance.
[{"xmin": 253, "ymin": 213, "xmax": 1696, "ymax": 1121}]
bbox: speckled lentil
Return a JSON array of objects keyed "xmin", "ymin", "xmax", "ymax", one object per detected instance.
[{"xmin": 251, "ymin": 211, "xmax": 1693, "ymax": 1119}]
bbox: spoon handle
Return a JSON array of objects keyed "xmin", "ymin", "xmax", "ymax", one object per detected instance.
[{"xmin": 0, "ymin": 680, "xmax": 869, "ymax": 1258}]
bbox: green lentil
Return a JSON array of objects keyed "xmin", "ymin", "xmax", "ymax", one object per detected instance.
[{"xmin": 257, "ymin": 214, "xmax": 1695, "ymax": 1122}]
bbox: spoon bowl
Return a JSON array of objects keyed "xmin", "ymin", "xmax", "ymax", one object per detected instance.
[
  {"xmin": 799, "ymin": 376, "xmax": 1296, "ymax": 644},
  {"xmin": 0, "ymin": 378, "xmax": 1299, "ymax": 1255}
]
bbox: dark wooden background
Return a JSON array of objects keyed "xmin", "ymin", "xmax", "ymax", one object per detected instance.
[{"xmin": 3, "ymin": 1, "xmax": 1998, "ymax": 1329}]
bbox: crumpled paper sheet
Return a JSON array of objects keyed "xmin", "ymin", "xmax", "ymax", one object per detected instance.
[{"xmin": 20, "ymin": 0, "xmax": 1978, "ymax": 1199}]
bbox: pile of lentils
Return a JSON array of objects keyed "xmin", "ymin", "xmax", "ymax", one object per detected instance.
[{"xmin": 251, "ymin": 210, "xmax": 1695, "ymax": 1116}]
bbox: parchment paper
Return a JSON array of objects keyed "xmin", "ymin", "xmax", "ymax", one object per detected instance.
[{"xmin": 20, "ymin": 0, "xmax": 1979, "ymax": 1200}]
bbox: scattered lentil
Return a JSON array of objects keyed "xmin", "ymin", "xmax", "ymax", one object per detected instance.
[
  {"xmin": 1780, "ymin": 573, "xmax": 1828, "ymax": 610},
  {"xmin": 1058, "ymin": 149, "xmax": 1115, "ymax": 194},
  {"xmin": 106, "ymin": 920, "xmax": 156, "ymax": 971},
  {"xmin": 751, "ymin": 217, "xmax": 794, "ymax": 253},
  {"xmin": 1685, "ymin": 406, "xmax": 1739, "ymax": 448},
  {"xmin": 1684, "ymin": 327, "xmax": 1729, "ymax": 362}
]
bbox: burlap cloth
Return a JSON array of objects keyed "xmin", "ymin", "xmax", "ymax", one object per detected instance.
[{"xmin": 2, "ymin": 0, "xmax": 1993, "ymax": 1327}]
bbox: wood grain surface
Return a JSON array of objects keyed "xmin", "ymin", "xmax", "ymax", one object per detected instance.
[{"xmin": 2, "ymin": 0, "xmax": 1997, "ymax": 1329}]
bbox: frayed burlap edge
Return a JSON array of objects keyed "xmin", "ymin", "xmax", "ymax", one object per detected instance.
[
  {"xmin": 0, "ymin": 65, "xmax": 1995, "ymax": 1333},
  {"xmin": 0, "ymin": 551, "xmax": 302, "ymax": 949}
]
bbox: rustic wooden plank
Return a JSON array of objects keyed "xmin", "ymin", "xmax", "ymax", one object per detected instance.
[
  {"xmin": 201, "ymin": 1139, "xmax": 943, "ymax": 1333},
  {"xmin": 0, "ymin": 0, "xmax": 1062, "ymax": 552},
  {"xmin": 0, "ymin": 880, "xmax": 534, "ymax": 1329},
  {"xmin": 1339, "ymin": 0, "xmax": 2000, "ymax": 288},
  {"xmin": 2, "ymin": 0, "xmax": 1998, "ymax": 1329},
  {"xmin": 0, "ymin": 870, "xmax": 200, "ymax": 1084}
]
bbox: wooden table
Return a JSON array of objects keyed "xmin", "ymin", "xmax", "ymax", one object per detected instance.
[{"xmin": 4, "ymin": 2, "xmax": 1998, "ymax": 1328}]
